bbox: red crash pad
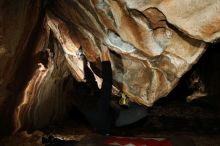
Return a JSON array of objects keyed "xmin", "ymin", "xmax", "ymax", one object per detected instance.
[
  {"xmin": 76, "ymin": 135, "xmax": 173, "ymax": 146},
  {"xmin": 104, "ymin": 136, "xmax": 172, "ymax": 146}
]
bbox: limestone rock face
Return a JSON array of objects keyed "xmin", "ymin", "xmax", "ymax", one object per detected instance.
[
  {"xmin": 0, "ymin": 0, "xmax": 45, "ymax": 134},
  {"xmin": 47, "ymin": 0, "xmax": 207, "ymax": 106},
  {"xmin": 124, "ymin": 0, "xmax": 220, "ymax": 42},
  {"xmin": 1, "ymin": 0, "xmax": 220, "ymax": 134}
]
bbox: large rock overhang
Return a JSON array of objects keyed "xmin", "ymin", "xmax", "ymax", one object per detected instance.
[
  {"xmin": 46, "ymin": 0, "xmax": 210, "ymax": 106},
  {"xmin": 0, "ymin": 0, "xmax": 220, "ymax": 134}
]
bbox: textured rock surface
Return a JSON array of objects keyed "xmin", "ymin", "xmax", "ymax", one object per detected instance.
[
  {"xmin": 124, "ymin": 0, "xmax": 220, "ymax": 42},
  {"xmin": 47, "ymin": 0, "xmax": 206, "ymax": 106},
  {"xmin": 16, "ymin": 41, "xmax": 72, "ymax": 131},
  {"xmin": 1, "ymin": 0, "xmax": 220, "ymax": 134},
  {"xmin": 0, "ymin": 0, "xmax": 45, "ymax": 135}
]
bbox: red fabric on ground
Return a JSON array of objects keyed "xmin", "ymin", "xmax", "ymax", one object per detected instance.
[{"xmin": 104, "ymin": 136, "xmax": 172, "ymax": 146}]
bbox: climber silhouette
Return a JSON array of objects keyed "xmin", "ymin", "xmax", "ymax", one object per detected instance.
[{"xmin": 74, "ymin": 45, "xmax": 148, "ymax": 135}]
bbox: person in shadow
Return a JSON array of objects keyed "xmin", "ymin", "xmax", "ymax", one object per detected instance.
[{"xmin": 74, "ymin": 45, "xmax": 148, "ymax": 135}]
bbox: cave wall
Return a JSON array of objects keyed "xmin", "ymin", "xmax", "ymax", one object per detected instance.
[
  {"xmin": 0, "ymin": 0, "xmax": 46, "ymax": 135},
  {"xmin": 16, "ymin": 38, "xmax": 74, "ymax": 132},
  {"xmin": 1, "ymin": 0, "xmax": 220, "ymax": 135},
  {"xmin": 186, "ymin": 42, "xmax": 220, "ymax": 107}
]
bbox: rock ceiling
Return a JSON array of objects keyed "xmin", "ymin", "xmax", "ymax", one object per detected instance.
[{"xmin": 47, "ymin": 0, "xmax": 213, "ymax": 106}]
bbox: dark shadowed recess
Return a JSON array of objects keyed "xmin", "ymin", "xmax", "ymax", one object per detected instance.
[
  {"xmin": 42, "ymin": 42, "xmax": 220, "ymax": 138},
  {"xmin": 113, "ymin": 42, "xmax": 220, "ymax": 136}
]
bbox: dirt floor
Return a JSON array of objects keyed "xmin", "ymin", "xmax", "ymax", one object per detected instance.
[
  {"xmin": 1, "ymin": 95, "xmax": 220, "ymax": 146},
  {"xmin": 1, "ymin": 107, "xmax": 220, "ymax": 146},
  {"xmin": 1, "ymin": 124, "xmax": 220, "ymax": 146}
]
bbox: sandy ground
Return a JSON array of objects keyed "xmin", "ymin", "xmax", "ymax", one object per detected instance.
[
  {"xmin": 1, "ymin": 119, "xmax": 220, "ymax": 146},
  {"xmin": 1, "ymin": 98, "xmax": 220, "ymax": 146}
]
